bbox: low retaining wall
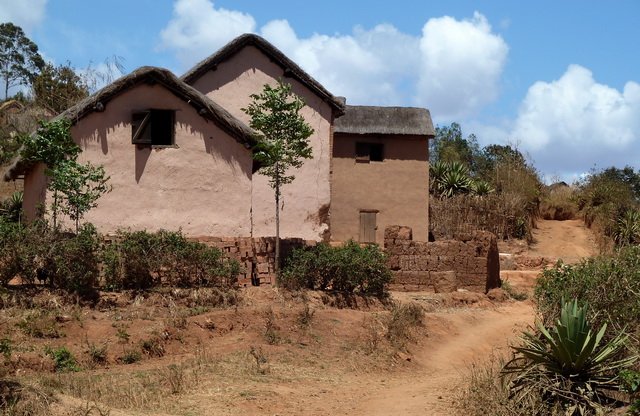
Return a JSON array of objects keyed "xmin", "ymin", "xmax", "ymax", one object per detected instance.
[
  {"xmin": 384, "ymin": 226, "xmax": 500, "ymax": 293},
  {"xmin": 194, "ymin": 236, "xmax": 315, "ymax": 286}
]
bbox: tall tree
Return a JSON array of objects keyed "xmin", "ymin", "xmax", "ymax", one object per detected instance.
[
  {"xmin": 242, "ymin": 80, "xmax": 314, "ymax": 272},
  {"xmin": 430, "ymin": 122, "xmax": 482, "ymax": 173},
  {"xmin": 32, "ymin": 62, "xmax": 89, "ymax": 114},
  {"xmin": 0, "ymin": 23, "xmax": 44, "ymax": 99}
]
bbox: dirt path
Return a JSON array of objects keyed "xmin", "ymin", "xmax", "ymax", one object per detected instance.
[
  {"xmin": 528, "ymin": 219, "xmax": 597, "ymax": 262},
  {"xmin": 347, "ymin": 219, "xmax": 596, "ymax": 415},
  {"xmin": 351, "ymin": 302, "xmax": 534, "ymax": 415}
]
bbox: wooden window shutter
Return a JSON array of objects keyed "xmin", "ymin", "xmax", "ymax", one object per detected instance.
[{"xmin": 132, "ymin": 111, "xmax": 152, "ymax": 144}]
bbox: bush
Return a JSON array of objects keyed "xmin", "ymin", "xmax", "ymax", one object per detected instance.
[
  {"xmin": 102, "ymin": 229, "xmax": 240, "ymax": 290},
  {"xmin": 0, "ymin": 220, "xmax": 100, "ymax": 296},
  {"xmin": 278, "ymin": 240, "xmax": 392, "ymax": 296},
  {"xmin": 535, "ymin": 247, "xmax": 640, "ymax": 340},
  {"xmin": 503, "ymin": 299, "xmax": 635, "ymax": 414},
  {"xmin": 45, "ymin": 346, "xmax": 80, "ymax": 372}
]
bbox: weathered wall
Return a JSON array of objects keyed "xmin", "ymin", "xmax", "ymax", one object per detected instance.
[
  {"xmin": 385, "ymin": 226, "xmax": 500, "ymax": 293},
  {"xmin": 23, "ymin": 83, "xmax": 254, "ymax": 237},
  {"xmin": 189, "ymin": 46, "xmax": 334, "ymax": 241},
  {"xmin": 195, "ymin": 236, "xmax": 315, "ymax": 286},
  {"xmin": 331, "ymin": 134, "xmax": 429, "ymax": 243}
]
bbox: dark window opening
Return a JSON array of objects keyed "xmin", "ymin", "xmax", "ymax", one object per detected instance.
[
  {"xmin": 132, "ymin": 110, "xmax": 175, "ymax": 146},
  {"xmin": 355, "ymin": 142, "xmax": 384, "ymax": 163}
]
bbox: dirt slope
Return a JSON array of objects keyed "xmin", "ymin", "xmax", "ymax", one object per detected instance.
[{"xmin": 528, "ymin": 219, "xmax": 597, "ymax": 262}]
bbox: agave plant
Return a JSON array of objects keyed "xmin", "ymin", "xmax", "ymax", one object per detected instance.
[
  {"xmin": 614, "ymin": 209, "xmax": 640, "ymax": 247},
  {"xmin": 433, "ymin": 161, "xmax": 472, "ymax": 198},
  {"xmin": 0, "ymin": 191, "xmax": 23, "ymax": 223},
  {"xmin": 503, "ymin": 299, "xmax": 636, "ymax": 414},
  {"xmin": 470, "ymin": 179, "xmax": 495, "ymax": 196}
]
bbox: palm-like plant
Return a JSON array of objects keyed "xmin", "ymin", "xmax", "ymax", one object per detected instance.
[
  {"xmin": 614, "ymin": 209, "xmax": 640, "ymax": 246},
  {"xmin": 470, "ymin": 179, "xmax": 495, "ymax": 196},
  {"xmin": 503, "ymin": 299, "xmax": 636, "ymax": 414},
  {"xmin": 433, "ymin": 161, "xmax": 472, "ymax": 198},
  {"xmin": 0, "ymin": 191, "xmax": 23, "ymax": 223}
]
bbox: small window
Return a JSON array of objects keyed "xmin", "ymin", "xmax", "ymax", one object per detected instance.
[
  {"xmin": 355, "ymin": 142, "xmax": 384, "ymax": 163},
  {"xmin": 132, "ymin": 110, "xmax": 175, "ymax": 146}
]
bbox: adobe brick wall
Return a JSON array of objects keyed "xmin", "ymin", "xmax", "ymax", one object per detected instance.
[
  {"xmin": 384, "ymin": 226, "xmax": 500, "ymax": 293},
  {"xmin": 195, "ymin": 236, "xmax": 316, "ymax": 286}
]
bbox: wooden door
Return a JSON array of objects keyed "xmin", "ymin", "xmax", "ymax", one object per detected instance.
[{"xmin": 359, "ymin": 211, "xmax": 377, "ymax": 243}]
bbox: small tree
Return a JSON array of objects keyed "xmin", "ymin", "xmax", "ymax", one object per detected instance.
[
  {"xmin": 20, "ymin": 118, "xmax": 110, "ymax": 230},
  {"xmin": 49, "ymin": 160, "xmax": 110, "ymax": 232},
  {"xmin": 0, "ymin": 23, "xmax": 44, "ymax": 98},
  {"xmin": 242, "ymin": 80, "xmax": 314, "ymax": 271}
]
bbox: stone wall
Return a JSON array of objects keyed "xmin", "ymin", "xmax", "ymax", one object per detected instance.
[
  {"xmin": 195, "ymin": 236, "xmax": 315, "ymax": 286},
  {"xmin": 384, "ymin": 226, "xmax": 500, "ymax": 293}
]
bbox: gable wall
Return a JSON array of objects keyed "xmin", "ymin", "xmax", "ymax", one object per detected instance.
[
  {"xmin": 190, "ymin": 46, "xmax": 333, "ymax": 241},
  {"xmin": 331, "ymin": 133, "xmax": 429, "ymax": 244},
  {"xmin": 23, "ymin": 83, "xmax": 253, "ymax": 236}
]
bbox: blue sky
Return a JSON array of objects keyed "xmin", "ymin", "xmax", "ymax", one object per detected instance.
[{"xmin": 2, "ymin": 0, "xmax": 640, "ymax": 182}]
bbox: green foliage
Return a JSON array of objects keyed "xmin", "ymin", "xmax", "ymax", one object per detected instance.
[
  {"xmin": 242, "ymin": 80, "xmax": 314, "ymax": 192},
  {"xmin": 614, "ymin": 209, "xmax": 640, "ymax": 246},
  {"xmin": 49, "ymin": 160, "xmax": 111, "ymax": 231},
  {"xmin": 0, "ymin": 22, "xmax": 45, "ymax": 98},
  {"xmin": 20, "ymin": 119, "xmax": 110, "ymax": 230},
  {"xmin": 503, "ymin": 299, "xmax": 635, "ymax": 414},
  {"xmin": 119, "ymin": 350, "xmax": 141, "ymax": 365},
  {"xmin": 102, "ymin": 229, "xmax": 240, "ymax": 290},
  {"xmin": 32, "ymin": 62, "xmax": 89, "ymax": 114},
  {"xmin": 0, "ymin": 220, "xmax": 100, "ymax": 295},
  {"xmin": 0, "ymin": 191, "xmax": 23, "ymax": 223},
  {"xmin": 535, "ymin": 247, "xmax": 640, "ymax": 338},
  {"xmin": 45, "ymin": 346, "xmax": 80, "ymax": 372},
  {"xmin": 575, "ymin": 166, "xmax": 640, "ymax": 249},
  {"xmin": 242, "ymin": 80, "xmax": 314, "ymax": 270},
  {"xmin": 279, "ymin": 240, "xmax": 392, "ymax": 297},
  {"xmin": 430, "ymin": 122, "xmax": 482, "ymax": 172},
  {"xmin": 20, "ymin": 118, "xmax": 79, "ymax": 169},
  {"xmin": 431, "ymin": 161, "xmax": 472, "ymax": 198},
  {"xmin": 0, "ymin": 338, "xmax": 12, "ymax": 360}
]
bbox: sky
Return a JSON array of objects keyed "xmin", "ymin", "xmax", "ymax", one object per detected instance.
[{"xmin": 1, "ymin": 0, "xmax": 639, "ymax": 182}]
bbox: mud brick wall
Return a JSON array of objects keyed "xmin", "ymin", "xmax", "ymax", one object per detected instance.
[
  {"xmin": 384, "ymin": 226, "xmax": 500, "ymax": 293},
  {"xmin": 195, "ymin": 237, "xmax": 315, "ymax": 286}
]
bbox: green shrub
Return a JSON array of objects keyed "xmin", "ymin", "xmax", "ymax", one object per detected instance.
[
  {"xmin": 0, "ymin": 220, "xmax": 100, "ymax": 296},
  {"xmin": 102, "ymin": 229, "xmax": 240, "ymax": 290},
  {"xmin": 279, "ymin": 240, "xmax": 392, "ymax": 296},
  {"xmin": 45, "ymin": 346, "xmax": 80, "ymax": 372},
  {"xmin": 503, "ymin": 299, "xmax": 635, "ymax": 414},
  {"xmin": 535, "ymin": 247, "xmax": 640, "ymax": 339}
]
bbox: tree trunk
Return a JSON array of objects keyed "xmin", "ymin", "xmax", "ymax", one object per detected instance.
[{"xmin": 275, "ymin": 170, "xmax": 281, "ymax": 274}]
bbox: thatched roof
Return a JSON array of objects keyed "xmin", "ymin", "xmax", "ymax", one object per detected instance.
[
  {"xmin": 181, "ymin": 34, "xmax": 345, "ymax": 115},
  {"xmin": 4, "ymin": 66, "xmax": 256, "ymax": 181},
  {"xmin": 334, "ymin": 105, "xmax": 435, "ymax": 137}
]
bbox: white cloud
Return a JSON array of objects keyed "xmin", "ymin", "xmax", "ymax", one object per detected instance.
[
  {"xmin": 159, "ymin": 0, "xmax": 255, "ymax": 65},
  {"xmin": 510, "ymin": 65, "xmax": 640, "ymax": 174},
  {"xmin": 158, "ymin": 1, "xmax": 508, "ymax": 115},
  {"xmin": 417, "ymin": 12, "xmax": 508, "ymax": 119},
  {"xmin": 0, "ymin": 0, "xmax": 47, "ymax": 32}
]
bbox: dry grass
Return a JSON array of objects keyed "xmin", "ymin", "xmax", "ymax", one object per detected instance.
[
  {"xmin": 430, "ymin": 193, "xmax": 537, "ymax": 241},
  {"xmin": 539, "ymin": 186, "xmax": 578, "ymax": 221},
  {"xmin": 457, "ymin": 354, "xmax": 549, "ymax": 416}
]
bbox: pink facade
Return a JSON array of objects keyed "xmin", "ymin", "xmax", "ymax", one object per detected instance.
[
  {"xmin": 23, "ymin": 83, "xmax": 254, "ymax": 237},
  {"xmin": 189, "ymin": 46, "xmax": 334, "ymax": 241}
]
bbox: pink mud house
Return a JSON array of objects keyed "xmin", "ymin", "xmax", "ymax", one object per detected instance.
[{"xmin": 4, "ymin": 34, "xmax": 435, "ymax": 250}]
